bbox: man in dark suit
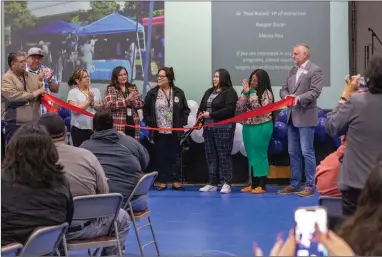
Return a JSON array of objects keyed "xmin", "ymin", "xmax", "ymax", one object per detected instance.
[{"xmin": 279, "ymin": 43, "xmax": 324, "ymax": 197}]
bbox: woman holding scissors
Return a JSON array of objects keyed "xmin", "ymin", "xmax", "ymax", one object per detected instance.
[
  {"xmin": 236, "ymin": 69, "xmax": 274, "ymax": 194},
  {"xmin": 104, "ymin": 66, "xmax": 144, "ymax": 140},
  {"xmin": 198, "ymin": 69, "xmax": 238, "ymax": 194}
]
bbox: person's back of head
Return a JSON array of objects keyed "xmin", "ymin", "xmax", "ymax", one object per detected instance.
[
  {"xmin": 364, "ymin": 55, "xmax": 382, "ymax": 94},
  {"xmin": 93, "ymin": 111, "xmax": 114, "ymax": 132},
  {"xmin": 2, "ymin": 123, "xmax": 65, "ymax": 189},
  {"xmin": 37, "ymin": 113, "xmax": 67, "ymax": 141},
  {"xmin": 338, "ymin": 157, "xmax": 382, "ymax": 255}
]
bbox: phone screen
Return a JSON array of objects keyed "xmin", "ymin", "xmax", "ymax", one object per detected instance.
[{"xmin": 294, "ymin": 207, "xmax": 328, "ymax": 256}]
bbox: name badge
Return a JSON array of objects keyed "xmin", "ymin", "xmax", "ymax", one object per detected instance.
[
  {"xmin": 127, "ymin": 108, "xmax": 132, "ymax": 116},
  {"xmin": 302, "ymin": 70, "xmax": 308, "ymax": 74},
  {"xmin": 167, "ymin": 112, "xmax": 173, "ymax": 121}
]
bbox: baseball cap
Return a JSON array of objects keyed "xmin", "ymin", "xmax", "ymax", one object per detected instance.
[
  {"xmin": 37, "ymin": 113, "xmax": 66, "ymax": 139},
  {"xmin": 27, "ymin": 47, "xmax": 44, "ymax": 57}
]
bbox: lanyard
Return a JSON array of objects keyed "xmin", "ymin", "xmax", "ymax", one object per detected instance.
[
  {"xmin": 122, "ymin": 89, "xmax": 129, "ymax": 98},
  {"xmin": 161, "ymin": 88, "xmax": 172, "ymax": 108}
]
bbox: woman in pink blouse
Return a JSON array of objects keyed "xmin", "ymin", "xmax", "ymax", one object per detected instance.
[
  {"xmin": 104, "ymin": 66, "xmax": 144, "ymax": 140},
  {"xmin": 236, "ymin": 69, "xmax": 275, "ymax": 194}
]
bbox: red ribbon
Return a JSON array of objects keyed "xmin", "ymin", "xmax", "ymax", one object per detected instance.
[{"xmin": 42, "ymin": 93, "xmax": 294, "ymax": 131}]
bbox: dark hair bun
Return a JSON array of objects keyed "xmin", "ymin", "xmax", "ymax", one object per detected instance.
[{"xmin": 68, "ymin": 77, "xmax": 75, "ymax": 87}]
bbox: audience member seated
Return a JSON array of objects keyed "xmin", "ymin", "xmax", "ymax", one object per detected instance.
[
  {"xmin": 1, "ymin": 123, "xmax": 73, "ymax": 247},
  {"xmin": 315, "ymin": 136, "xmax": 345, "ymax": 197},
  {"xmin": 80, "ymin": 111, "xmax": 150, "ymax": 211},
  {"xmin": 337, "ymin": 157, "xmax": 382, "ymax": 256},
  {"xmin": 325, "ymin": 56, "xmax": 382, "ymax": 216},
  {"xmin": 37, "ymin": 113, "xmax": 130, "ymax": 256}
]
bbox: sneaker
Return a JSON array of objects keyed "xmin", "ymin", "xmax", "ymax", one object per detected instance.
[
  {"xmin": 199, "ymin": 185, "xmax": 218, "ymax": 192},
  {"xmin": 297, "ymin": 187, "xmax": 314, "ymax": 197},
  {"xmin": 220, "ymin": 183, "xmax": 231, "ymax": 194},
  {"xmin": 277, "ymin": 186, "xmax": 298, "ymax": 194}
]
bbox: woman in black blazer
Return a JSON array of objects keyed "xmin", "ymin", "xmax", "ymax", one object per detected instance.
[{"xmin": 197, "ymin": 69, "xmax": 238, "ymax": 194}]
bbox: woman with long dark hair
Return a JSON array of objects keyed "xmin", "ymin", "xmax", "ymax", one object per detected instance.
[
  {"xmin": 67, "ymin": 68, "xmax": 104, "ymax": 146},
  {"xmin": 337, "ymin": 158, "xmax": 382, "ymax": 255},
  {"xmin": 198, "ymin": 69, "xmax": 238, "ymax": 194},
  {"xmin": 1, "ymin": 123, "xmax": 73, "ymax": 246},
  {"xmin": 143, "ymin": 67, "xmax": 190, "ymax": 191},
  {"xmin": 237, "ymin": 69, "xmax": 274, "ymax": 194},
  {"xmin": 104, "ymin": 66, "xmax": 144, "ymax": 140}
]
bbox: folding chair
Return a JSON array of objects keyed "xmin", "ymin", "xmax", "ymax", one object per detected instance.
[
  {"xmin": 1, "ymin": 243, "xmax": 23, "ymax": 257},
  {"xmin": 19, "ymin": 223, "xmax": 68, "ymax": 256},
  {"xmin": 318, "ymin": 196, "xmax": 345, "ymax": 230},
  {"xmin": 124, "ymin": 171, "xmax": 160, "ymax": 256},
  {"xmin": 62, "ymin": 193, "xmax": 124, "ymax": 256},
  {"xmin": 318, "ymin": 196, "xmax": 342, "ymax": 217}
]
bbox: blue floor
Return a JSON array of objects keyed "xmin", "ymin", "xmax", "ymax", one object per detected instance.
[{"xmin": 122, "ymin": 185, "xmax": 320, "ymax": 256}]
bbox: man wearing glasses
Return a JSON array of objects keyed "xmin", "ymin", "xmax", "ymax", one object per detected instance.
[{"xmin": 1, "ymin": 52, "xmax": 45, "ymax": 144}]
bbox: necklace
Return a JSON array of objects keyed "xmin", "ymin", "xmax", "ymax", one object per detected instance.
[{"xmin": 79, "ymin": 87, "xmax": 90, "ymax": 97}]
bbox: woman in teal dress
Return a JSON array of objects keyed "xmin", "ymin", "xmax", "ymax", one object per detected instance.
[{"xmin": 236, "ymin": 69, "xmax": 274, "ymax": 194}]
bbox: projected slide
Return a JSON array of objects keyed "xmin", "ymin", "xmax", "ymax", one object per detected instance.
[
  {"xmin": 3, "ymin": 1, "xmax": 164, "ymax": 99},
  {"xmin": 211, "ymin": 2, "xmax": 330, "ymax": 87}
]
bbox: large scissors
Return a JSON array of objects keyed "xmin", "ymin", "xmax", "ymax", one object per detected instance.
[{"xmin": 180, "ymin": 115, "xmax": 204, "ymax": 146}]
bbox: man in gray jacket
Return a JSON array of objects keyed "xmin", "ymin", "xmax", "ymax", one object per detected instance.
[
  {"xmin": 279, "ymin": 43, "xmax": 324, "ymax": 197},
  {"xmin": 80, "ymin": 111, "xmax": 150, "ymax": 211},
  {"xmin": 326, "ymin": 56, "xmax": 382, "ymax": 215}
]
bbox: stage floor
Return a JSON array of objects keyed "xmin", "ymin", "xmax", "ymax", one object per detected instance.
[{"xmin": 71, "ymin": 185, "xmax": 319, "ymax": 256}]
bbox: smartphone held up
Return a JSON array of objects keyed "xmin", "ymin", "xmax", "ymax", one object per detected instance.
[{"xmin": 294, "ymin": 206, "xmax": 328, "ymax": 256}]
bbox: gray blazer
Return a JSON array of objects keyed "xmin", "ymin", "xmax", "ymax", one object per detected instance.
[
  {"xmin": 280, "ymin": 61, "xmax": 324, "ymax": 127},
  {"xmin": 326, "ymin": 91, "xmax": 382, "ymax": 190}
]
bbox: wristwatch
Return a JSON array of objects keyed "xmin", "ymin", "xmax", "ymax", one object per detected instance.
[{"xmin": 340, "ymin": 96, "xmax": 347, "ymax": 101}]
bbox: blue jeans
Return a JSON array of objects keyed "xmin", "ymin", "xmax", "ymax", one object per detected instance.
[
  {"xmin": 287, "ymin": 122, "xmax": 316, "ymax": 189},
  {"xmin": 125, "ymin": 194, "xmax": 148, "ymax": 212},
  {"xmin": 66, "ymin": 209, "xmax": 131, "ymax": 256}
]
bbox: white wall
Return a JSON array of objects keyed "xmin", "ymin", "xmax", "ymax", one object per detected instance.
[{"xmin": 165, "ymin": 2, "xmax": 212, "ymax": 103}]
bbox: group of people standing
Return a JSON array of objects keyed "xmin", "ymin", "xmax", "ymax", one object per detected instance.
[
  {"xmin": 2, "ymin": 43, "xmax": 331, "ymax": 197},
  {"xmin": 64, "ymin": 64, "xmax": 276, "ymax": 195}
]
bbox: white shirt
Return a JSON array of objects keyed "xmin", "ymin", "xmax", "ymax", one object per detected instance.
[
  {"xmin": 296, "ymin": 59, "xmax": 309, "ymax": 84},
  {"xmin": 67, "ymin": 87, "xmax": 101, "ymax": 130}
]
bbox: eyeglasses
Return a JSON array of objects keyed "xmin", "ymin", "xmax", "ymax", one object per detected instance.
[
  {"xmin": 157, "ymin": 75, "xmax": 166, "ymax": 79},
  {"xmin": 14, "ymin": 60, "xmax": 27, "ymax": 64}
]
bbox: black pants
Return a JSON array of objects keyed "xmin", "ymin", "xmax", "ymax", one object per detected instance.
[
  {"xmin": 124, "ymin": 126, "xmax": 135, "ymax": 138},
  {"xmin": 154, "ymin": 133, "xmax": 181, "ymax": 183},
  {"xmin": 341, "ymin": 187, "xmax": 362, "ymax": 216},
  {"xmin": 203, "ymin": 126, "xmax": 235, "ymax": 186},
  {"xmin": 71, "ymin": 126, "xmax": 93, "ymax": 147}
]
